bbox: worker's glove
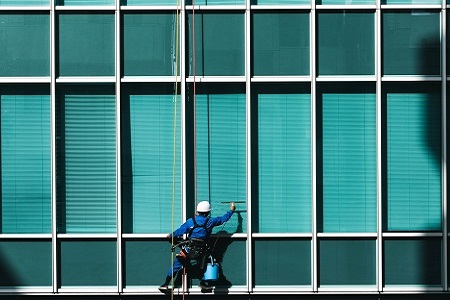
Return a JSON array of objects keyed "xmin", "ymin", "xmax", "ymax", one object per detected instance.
[{"xmin": 230, "ymin": 202, "xmax": 236, "ymax": 211}]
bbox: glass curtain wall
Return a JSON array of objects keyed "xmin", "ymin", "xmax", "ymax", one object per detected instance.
[{"xmin": 0, "ymin": 0, "xmax": 447, "ymax": 295}]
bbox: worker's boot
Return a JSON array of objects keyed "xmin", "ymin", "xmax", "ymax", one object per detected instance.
[
  {"xmin": 158, "ymin": 276, "xmax": 172, "ymax": 293},
  {"xmin": 199, "ymin": 280, "xmax": 213, "ymax": 293}
]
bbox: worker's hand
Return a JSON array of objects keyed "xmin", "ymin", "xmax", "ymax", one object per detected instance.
[{"xmin": 230, "ymin": 202, "xmax": 236, "ymax": 211}]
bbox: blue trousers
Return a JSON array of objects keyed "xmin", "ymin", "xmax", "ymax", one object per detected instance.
[{"xmin": 167, "ymin": 256, "xmax": 184, "ymax": 277}]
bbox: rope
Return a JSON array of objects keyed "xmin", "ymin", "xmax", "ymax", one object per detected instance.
[
  {"xmin": 192, "ymin": 0, "xmax": 198, "ymax": 207},
  {"xmin": 170, "ymin": 0, "xmax": 180, "ymax": 299}
]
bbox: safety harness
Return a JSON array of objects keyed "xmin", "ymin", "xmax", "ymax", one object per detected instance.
[{"xmin": 174, "ymin": 216, "xmax": 210, "ymax": 261}]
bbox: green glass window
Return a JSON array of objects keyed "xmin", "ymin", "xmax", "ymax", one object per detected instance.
[
  {"xmin": 56, "ymin": 0, "xmax": 114, "ymax": 5},
  {"xmin": 60, "ymin": 240, "xmax": 117, "ymax": 286},
  {"xmin": 254, "ymin": 84, "xmax": 311, "ymax": 233},
  {"xmin": 122, "ymin": 13, "xmax": 178, "ymax": 76},
  {"xmin": 188, "ymin": 13, "xmax": 244, "ymax": 76},
  {"xmin": 1, "ymin": 86, "xmax": 51, "ymax": 234},
  {"xmin": 319, "ymin": 239, "xmax": 376, "ymax": 286},
  {"xmin": 191, "ymin": 238, "xmax": 247, "ymax": 287},
  {"xmin": 185, "ymin": 0, "xmax": 245, "ymax": 4},
  {"xmin": 0, "ymin": 0, "xmax": 48, "ymax": 5},
  {"xmin": 124, "ymin": 240, "xmax": 171, "ymax": 287},
  {"xmin": 58, "ymin": 13, "xmax": 115, "ymax": 77},
  {"xmin": 56, "ymin": 85, "xmax": 117, "ymax": 234},
  {"xmin": 251, "ymin": 0, "xmax": 310, "ymax": 3},
  {"xmin": 384, "ymin": 83, "xmax": 441, "ymax": 231},
  {"xmin": 252, "ymin": 12, "xmax": 309, "ymax": 76},
  {"xmin": 0, "ymin": 241, "xmax": 52, "ymax": 287},
  {"xmin": 317, "ymin": 12, "xmax": 374, "ymax": 75},
  {"xmin": 0, "ymin": 13, "xmax": 49, "ymax": 77},
  {"xmin": 382, "ymin": 0, "xmax": 439, "ymax": 5},
  {"xmin": 254, "ymin": 239, "xmax": 311, "ymax": 286},
  {"xmin": 121, "ymin": 0, "xmax": 178, "ymax": 4},
  {"xmin": 121, "ymin": 84, "xmax": 181, "ymax": 233},
  {"xmin": 318, "ymin": 84, "xmax": 377, "ymax": 233},
  {"xmin": 190, "ymin": 84, "xmax": 246, "ymax": 233},
  {"xmin": 382, "ymin": 11, "xmax": 440, "ymax": 76},
  {"xmin": 384, "ymin": 238, "xmax": 441, "ymax": 286},
  {"xmin": 447, "ymin": 13, "xmax": 450, "ymax": 75}
]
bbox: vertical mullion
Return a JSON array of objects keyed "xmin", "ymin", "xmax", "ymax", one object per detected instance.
[
  {"xmin": 311, "ymin": 4, "xmax": 318, "ymax": 293},
  {"xmin": 115, "ymin": 0, "xmax": 122, "ymax": 293},
  {"xmin": 50, "ymin": 0, "xmax": 58, "ymax": 293},
  {"xmin": 441, "ymin": 1, "xmax": 448, "ymax": 291},
  {"xmin": 376, "ymin": 0, "xmax": 383, "ymax": 292}
]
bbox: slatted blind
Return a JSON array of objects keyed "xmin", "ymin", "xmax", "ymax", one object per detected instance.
[
  {"xmin": 125, "ymin": 94, "xmax": 181, "ymax": 233},
  {"xmin": 322, "ymin": 92, "xmax": 376, "ymax": 232},
  {"xmin": 258, "ymin": 93, "xmax": 311, "ymax": 233},
  {"xmin": 196, "ymin": 93, "xmax": 246, "ymax": 233},
  {"xmin": 60, "ymin": 94, "xmax": 116, "ymax": 233},
  {"xmin": 387, "ymin": 91, "xmax": 441, "ymax": 231},
  {"xmin": 1, "ymin": 94, "xmax": 51, "ymax": 233}
]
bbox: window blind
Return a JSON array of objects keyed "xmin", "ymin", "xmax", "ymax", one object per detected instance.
[
  {"xmin": 322, "ymin": 92, "xmax": 377, "ymax": 232},
  {"xmin": 196, "ymin": 93, "xmax": 246, "ymax": 233},
  {"xmin": 386, "ymin": 90, "xmax": 441, "ymax": 231},
  {"xmin": 1, "ymin": 94, "xmax": 51, "ymax": 233},
  {"xmin": 58, "ymin": 93, "xmax": 116, "ymax": 233},
  {"xmin": 258, "ymin": 93, "xmax": 311, "ymax": 233},
  {"xmin": 123, "ymin": 94, "xmax": 181, "ymax": 233}
]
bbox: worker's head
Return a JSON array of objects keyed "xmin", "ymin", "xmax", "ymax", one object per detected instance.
[{"xmin": 196, "ymin": 201, "xmax": 211, "ymax": 215}]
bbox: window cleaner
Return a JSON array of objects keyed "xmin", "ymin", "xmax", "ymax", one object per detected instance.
[{"xmin": 159, "ymin": 201, "xmax": 236, "ymax": 293}]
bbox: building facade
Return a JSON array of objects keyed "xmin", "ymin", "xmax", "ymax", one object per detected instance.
[{"xmin": 0, "ymin": 0, "xmax": 448, "ymax": 298}]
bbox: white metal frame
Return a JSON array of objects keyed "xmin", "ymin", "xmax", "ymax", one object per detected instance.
[{"xmin": 0, "ymin": 0, "xmax": 448, "ymax": 296}]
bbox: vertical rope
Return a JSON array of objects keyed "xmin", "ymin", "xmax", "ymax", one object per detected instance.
[
  {"xmin": 192, "ymin": 0, "xmax": 198, "ymax": 207},
  {"xmin": 170, "ymin": 1, "xmax": 180, "ymax": 299}
]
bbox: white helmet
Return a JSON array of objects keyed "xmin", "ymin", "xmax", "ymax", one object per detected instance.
[{"xmin": 197, "ymin": 201, "xmax": 211, "ymax": 213}]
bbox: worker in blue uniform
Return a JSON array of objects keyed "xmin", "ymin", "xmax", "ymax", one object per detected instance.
[{"xmin": 159, "ymin": 200, "xmax": 236, "ymax": 292}]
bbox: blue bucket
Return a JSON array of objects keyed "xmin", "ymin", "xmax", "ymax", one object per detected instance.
[{"xmin": 203, "ymin": 256, "xmax": 219, "ymax": 281}]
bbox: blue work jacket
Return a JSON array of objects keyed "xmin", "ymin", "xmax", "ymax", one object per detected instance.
[{"xmin": 170, "ymin": 210, "xmax": 234, "ymax": 241}]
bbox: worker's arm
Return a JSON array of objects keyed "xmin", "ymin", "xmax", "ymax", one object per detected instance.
[
  {"xmin": 168, "ymin": 218, "xmax": 193, "ymax": 238},
  {"xmin": 210, "ymin": 202, "xmax": 236, "ymax": 226}
]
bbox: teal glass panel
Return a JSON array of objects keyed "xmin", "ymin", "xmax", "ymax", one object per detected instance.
[
  {"xmin": 124, "ymin": 240, "xmax": 172, "ymax": 286},
  {"xmin": 252, "ymin": 12, "xmax": 309, "ymax": 76},
  {"xmin": 58, "ymin": 13, "xmax": 115, "ymax": 76},
  {"xmin": 121, "ymin": 0, "xmax": 178, "ymax": 4},
  {"xmin": 121, "ymin": 84, "xmax": 182, "ymax": 233},
  {"xmin": 0, "ymin": 0, "xmax": 48, "ymax": 5},
  {"xmin": 447, "ymin": 13, "xmax": 450, "ymax": 75},
  {"xmin": 319, "ymin": 239, "xmax": 376, "ymax": 286},
  {"xmin": 384, "ymin": 83, "xmax": 441, "ymax": 231},
  {"xmin": 319, "ymin": 84, "xmax": 377, "ymax": 233},
  {"xmin": 251, "ymin": 0, "xmax": 310, "ymax": 4},
  {"xmin": 0, "ymin": 240, "xmax": 51, "ymax": 287},
  {"xmin": 318, "ymin": 0, "xmax": 374, "ymax": 5},
  {"xmin": 122, "ymin": 13, "xmax": 179, "ymax": 76},
  {"xmin": 318, "ymin": 12, "xmax": 374, "ymax": 75},
  {"xmin": 382, "ymin": 0, "xmax": 439, "ymax": 5},
  {"xmin": 0, "ymin": 14, "xmax": 49, "ymax": 77},
  {"xmin": 188, "ymin": 13, "xmax": 244, "ymax": 76},
  {"xmin": 56, "ymin": 85, "xmax": 117, "ymax": 233},
  {"xmin": 190, "ymin": 84, "xmax": 246, "ymax": 233},
  {"xmin": 56, "ymin": 0, "xmax": 115, "ymax": 4},
  {"xmin": 254, "ymin": 84, "xmax": 311, "ymax": 233},
  {"xmin": 1, "ymin": 86, "xmax": 51, "ymax": 233},
  {"xmin": 60, "ymin": 240, "xmax": 117, "ymax": 286},
  {"xmin": 254, "ymin": 239, "xmax": 311, "ymax": 286},
  {"xmin": 185, "ymin": 0, "xmax": 245, "ymax": 4},
  {"xmin": 191, "ymin": 238, "xmax": 247, "ymax": 287},
  {"xmin": 384, "ymin": 238, "xmax": 441, "ymax": 286},
  {"xmin": 383, "ymin": 11, "xmax": 440, "ymax": 76}
]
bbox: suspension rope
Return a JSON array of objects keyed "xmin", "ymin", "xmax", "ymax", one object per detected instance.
[
  {"xmin": 170, "ymin": 0, "xmax": 181, "ymax": 299},
  {"xmin": 192, "ymin": 0, "xmax": 198, "ymax": 207}
]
